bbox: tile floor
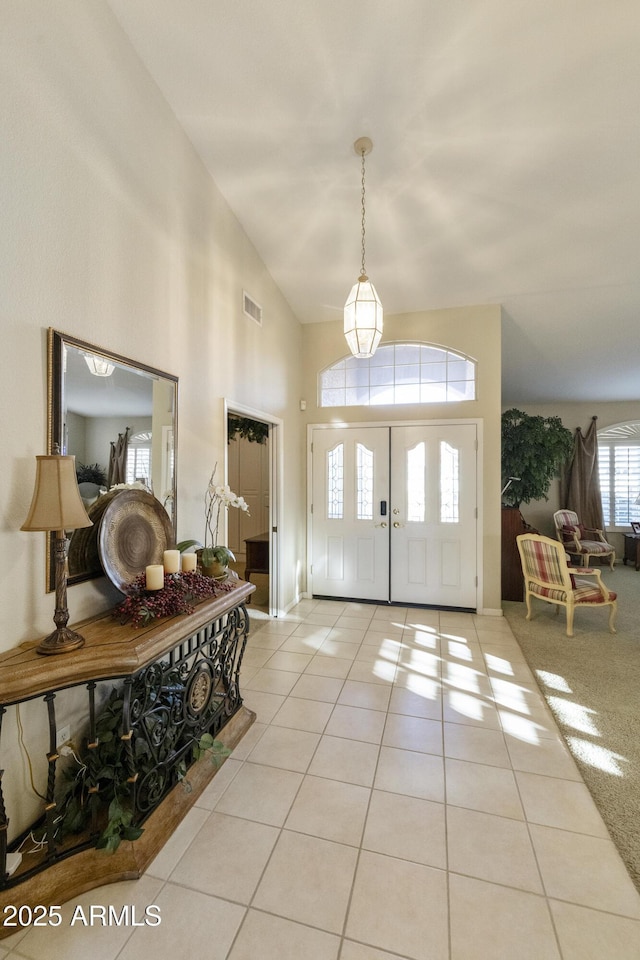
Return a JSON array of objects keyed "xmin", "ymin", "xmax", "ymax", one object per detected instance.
[{"xmin": 3, "ymin": 599, "xmax": 640, "ymax": 959}]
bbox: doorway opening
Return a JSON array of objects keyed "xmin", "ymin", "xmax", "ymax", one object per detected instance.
[{"xmin": 225, "ymin": 401, "xmax": 281, "ymax": 616}]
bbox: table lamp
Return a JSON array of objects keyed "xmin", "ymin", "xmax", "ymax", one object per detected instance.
[{"xmin": 21, "ymin": 453, "xmax": 93, "ymax": 655}]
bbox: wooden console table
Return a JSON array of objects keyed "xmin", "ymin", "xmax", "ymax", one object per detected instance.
[{"xmin": 0, "ymin": 579, "xmax": 255, "ymax": 931}]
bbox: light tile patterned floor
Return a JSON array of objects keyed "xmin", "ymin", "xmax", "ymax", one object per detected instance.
[{"xmin": 4, "ymin": 600, "xmax": 640, "ymax": 959}]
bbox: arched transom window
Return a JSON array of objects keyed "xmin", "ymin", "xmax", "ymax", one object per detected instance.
[{"xmin": 318, "ymin": 342, "xmax": 476, "ymax": 408}]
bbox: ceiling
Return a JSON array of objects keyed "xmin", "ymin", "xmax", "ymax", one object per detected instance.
[
  {"xmin": 106, "ymin": 0, "xmax": 640, "ymax": 404},
  {"xmin": 65, "ymin": 343, "xmax": 154, "ymax": 418}
]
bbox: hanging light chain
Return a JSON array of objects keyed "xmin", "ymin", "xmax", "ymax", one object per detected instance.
[{"xmin": 360, "ymin": 146, "xmax": 367, "ymax": 279}]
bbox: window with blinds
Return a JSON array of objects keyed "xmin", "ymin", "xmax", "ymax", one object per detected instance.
[
  {"xmin": 126, "ymin": 431, "xmax": 152, "ymax": 487},
  {"xmin": 598, "ymin": 422, "xmax": 640, "ymax": 528}
]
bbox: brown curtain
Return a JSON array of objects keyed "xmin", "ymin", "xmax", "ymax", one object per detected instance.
[
  {"xmin": 108, "ymin": 427, "xmax": 130, "ymax": 487},
  {"xmin": 562, "ymin": 416, "xmax": 605, "ymax": 529}
]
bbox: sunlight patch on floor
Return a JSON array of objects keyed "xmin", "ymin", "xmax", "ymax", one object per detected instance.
[
  {"xmin": 567, "ymin": 736, "xmax": 628, "ymax": 777},
  {"xmin": 483, "ymin": 652, "xmax": 517, "ymax": 676},
  {"xmin": 548, "ymin": 696, "xmax": 601, "ymax": 737},
  {"xmin": 402, "ymin": 649, "xmax": 439, "ymax": 678},
  {"xmin": 498, "ymin": 711, "xmax": 543, "ymax": 743},
  {"xmin": 399, "ymin": 672, "xmax": 440, "ymax": 700},
  {"xmin": 443, "ymin": 663, "xmax": 484, "ymax": 693},
  {"xmin": 444, "ymin": 640, "xmax": 475, "ymax": 661},
  {"xmin": 405, "ymin": 629, "xmax": 439, "ymax": 649},
  {"xmin": 371, "ymin": 661, "xmax": 397, "ymax": 683},
  {"xmin": 536, "ymin": 670, "xmax": 573, "ymax": 694},
  {"xmin": 490, "ymin": 678, "xmax": 530, "ymax": 710},
  {"xmin": 446, "ymin": 690, "xmax": 490, "ymax": 722}
]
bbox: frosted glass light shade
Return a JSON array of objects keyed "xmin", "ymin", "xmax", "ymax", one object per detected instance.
[
  {"xmin": 84, "ymin": 355, "xmax": 115, "ymax": 377},
  {"xmin": 344, "ymin": 276, "xmax": 383, "ymax": 358},
  {"xmin": 21, "ymin": 455, "xmax": 93, "ymax": 532}
]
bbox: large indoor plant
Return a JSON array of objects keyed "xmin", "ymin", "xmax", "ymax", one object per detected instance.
[{"xmin": 501, "ymin": 408, "xmax": 573, "ymax": 508}]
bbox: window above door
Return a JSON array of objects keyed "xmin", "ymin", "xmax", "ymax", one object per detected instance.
[{"xmin": 318, "ymin": 342, "xmax": 476, "ymax": 408}]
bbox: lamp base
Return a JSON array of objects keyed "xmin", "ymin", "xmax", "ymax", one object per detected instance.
[{"xmin": 37, "ymin": 626, "xmax": 85, "ymax": 656}]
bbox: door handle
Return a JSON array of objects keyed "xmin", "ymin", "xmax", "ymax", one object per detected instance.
[
  {"xmin": 374, "ymin": 522, "xmax": 388, "ymax": 528},
  {"xmin": 393, "ymin": 521, "xmax": 405, "ymax": 528}
]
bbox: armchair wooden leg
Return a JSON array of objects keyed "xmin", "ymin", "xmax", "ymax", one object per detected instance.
[
  {"xmin": 566, "ymin": 603, "xmax": 575, "ymax": 637},
  {"xmin": 609, "ymin": 601, "xmax": 618, "ymax": 634},
  {"xmin": 524, "ymin": 591, "xmax": 533, "ymax": 622}
]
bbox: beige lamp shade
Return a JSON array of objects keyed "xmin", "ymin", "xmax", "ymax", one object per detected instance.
[{"xmin": 21, "ymin": 455, "xmax": 93, "ymax": 532}]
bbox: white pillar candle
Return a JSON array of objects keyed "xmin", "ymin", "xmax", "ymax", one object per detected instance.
[
  {"xmin": 145, "ymin": 564, "xmax": 164, "ymax": 591},
  {"xmin": 163, "ymin": 549, "xmax": 181, "ymax": 574},
  {"xmin": 181, "ymin": 552, "xmax": 197, "ymax": 573}
]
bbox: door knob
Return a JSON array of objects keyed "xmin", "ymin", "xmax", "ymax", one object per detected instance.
[
  {"xmin": 393, "ymin": 521, "xmax": 404, "ymax": 528},
  {"xmin": 375, "ymin": 522, "xmax": 388, "ymax": 528}
]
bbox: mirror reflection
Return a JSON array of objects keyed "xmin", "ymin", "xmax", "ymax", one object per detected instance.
[{"xmin": 48, "ymin": 330, "xmax": 178, "ymax": 588}]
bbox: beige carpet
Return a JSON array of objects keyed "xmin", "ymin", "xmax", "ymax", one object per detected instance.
[{"xmin": 503, "ymin": 561, "xmax": 640, "ymax": 891}]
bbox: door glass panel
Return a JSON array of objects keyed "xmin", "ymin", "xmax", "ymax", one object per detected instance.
[
  {"xmin": 406, "ymin": 442, "xmax": 425, "ymax": 522},
  {"xmin": 327, "ymin": 444, "xmax": 344, "ymax": 519},
  {"xmin": 440, "ymin": 441, "xmax": 459, "ymax": 523},
  {"xmin": 356, "ymin": 443, "xmax": 374, "ymax": 520}
]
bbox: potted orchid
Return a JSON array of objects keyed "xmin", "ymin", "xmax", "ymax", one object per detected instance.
[{"xmin": 178, "ymin": 466, "xmax": 250, "ymax": 577}]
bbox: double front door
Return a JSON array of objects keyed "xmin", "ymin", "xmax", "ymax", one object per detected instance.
[{"xmin": 310, "ymin": 423, "xmax": 478, "ymax": 608}]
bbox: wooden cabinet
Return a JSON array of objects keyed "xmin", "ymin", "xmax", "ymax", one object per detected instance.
[
  {"xmin": 623, "ymin": 534, "xmax": 640, "ymax": 571},
  {"xmin": 244, "ymin": 532, "xmax": 269, "ymax": 581},
  {"xmin": 502, "ymin": 508, "xmax": 537, "ymax": 601}
]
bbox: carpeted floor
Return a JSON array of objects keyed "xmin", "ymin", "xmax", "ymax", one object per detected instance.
[{"xmin": 503, "ymin": 560, "xmax": 640, "ymax": 892}]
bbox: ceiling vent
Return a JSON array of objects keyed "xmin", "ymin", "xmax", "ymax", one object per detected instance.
[{"xmin": 243, "ymin": 291, "xmax": 263, "ymax": 326}]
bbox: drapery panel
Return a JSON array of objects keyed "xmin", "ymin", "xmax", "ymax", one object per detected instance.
[
  {"xmin": 108, "ymin": 426, "xmax": 130, "ymax": 487},
  {"xmin": 562, "ymin": 416, "xmax": 605, "ymax": 530}
]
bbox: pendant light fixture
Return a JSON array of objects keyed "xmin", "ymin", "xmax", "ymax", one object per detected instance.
[
  {"xmin": 84, "ymin": 353, "xmax": 115, "ymax": 377},
  {"xmin": 344, "ymin": 137, "xmax": 383, "ymax": 358}
]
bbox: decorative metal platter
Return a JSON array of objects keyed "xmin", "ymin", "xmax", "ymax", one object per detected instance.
[
  {"xmin": 67, "ymin": 489, "xmax": 120, "ymax": 581},
  {"xmin": 98, "ymin": 489, "xmax": 173, "ymax": 593}
]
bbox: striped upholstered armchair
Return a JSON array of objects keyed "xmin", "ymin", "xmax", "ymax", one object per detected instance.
[
  {"xmin": 516, "ymin": 533, "xmax": 617, "ymax": 637},
  {"xmin": 552, "ymin": 509, "xmax": 616, "ymax": 571}
]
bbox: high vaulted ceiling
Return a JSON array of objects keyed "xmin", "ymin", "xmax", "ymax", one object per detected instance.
[{"xmin": 107, "ymin": 0, "xmax": 640, "ymax": 403}]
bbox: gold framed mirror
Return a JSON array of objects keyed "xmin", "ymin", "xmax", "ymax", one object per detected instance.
[{"xmin": 47, "ymin": 329, "xmax": 178, "ymax": 590}]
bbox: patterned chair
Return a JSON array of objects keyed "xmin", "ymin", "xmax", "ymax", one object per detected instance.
[
  {"xmin": 553, "ymin": 509, "xmax": 616, "ymax": 570},
  {"xmin": 516, "ymin": 533, "xmax": 617, "ymax": 637}
]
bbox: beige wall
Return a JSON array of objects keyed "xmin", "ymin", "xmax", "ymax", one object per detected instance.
[
  {"xmin": 1, "ymin": 0, "xmax": 306, "ymax": 653},
  {"xmin": 302, "ymin": 305, "xmax": 504, "ymax": 613},
  {"xmin": 502, "ymin": 401, "xmax": 640, "ymax": 556}
]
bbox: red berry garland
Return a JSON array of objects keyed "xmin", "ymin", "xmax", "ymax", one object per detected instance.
[{"xmin": 114, "ymin": 571, "xmax": 235, "ymax": 627}]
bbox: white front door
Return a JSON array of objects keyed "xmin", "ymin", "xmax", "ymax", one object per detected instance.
[
  {"xmin": 310, "ymin": 422, "xmax": 478, "ymax": 608},
  {"xmin": 310, "ymin": 427, "xmax": 390, "ymax": 601},
  {"xmin": 389, "ymin": 423, "xmax": 477, "ymax": 607}
]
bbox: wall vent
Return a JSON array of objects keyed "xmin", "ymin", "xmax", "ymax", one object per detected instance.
[{"xmin": 243, "ymin": 291, "xmax": 263, "ymax": 326}]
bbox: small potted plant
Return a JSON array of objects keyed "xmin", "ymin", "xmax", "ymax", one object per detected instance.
[{"xmin": 179, "ymin": 465, "xmax": 250, "ymax": 578}]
